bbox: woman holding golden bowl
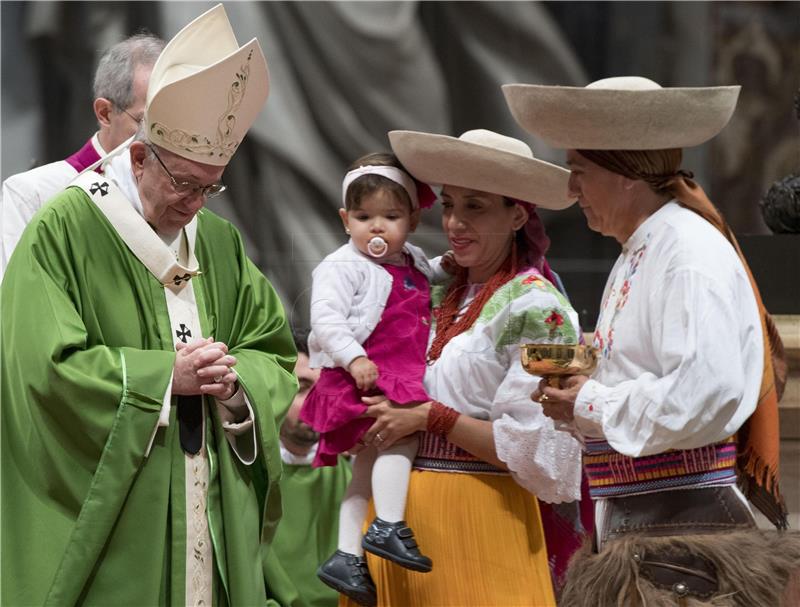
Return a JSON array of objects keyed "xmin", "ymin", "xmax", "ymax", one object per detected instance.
[
  {"xmin": 343, "ymin": 129, "xmax": 590, "ymax": 606},
  {"xmin": 510, "ymin": 77, "xmax": 799, "ymax": 606}
]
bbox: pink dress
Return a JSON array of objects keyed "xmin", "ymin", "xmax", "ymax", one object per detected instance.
[{"xmin": 300, "ymin": 260, "xmax": 431, "ymax": 467}]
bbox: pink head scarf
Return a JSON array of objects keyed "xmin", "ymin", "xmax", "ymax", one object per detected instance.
[{"xmin": 508, "ymin": 197, "xmax": 559, "ymax": 288}]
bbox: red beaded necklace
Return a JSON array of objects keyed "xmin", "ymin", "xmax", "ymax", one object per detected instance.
[{"xmin": 427, "ymin": 241, "xmax": 519, "ymax": 363}]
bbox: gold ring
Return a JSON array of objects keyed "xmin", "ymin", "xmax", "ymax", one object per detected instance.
[
  {"xmin": 376, "ymin": 432, "xmax": 384, "ymax": 442},
  {"xmin": 214, "ymin": 375, "xmax": 223, "ymax": 382},
  {"xmin": 539, "ymin": 394, "xmax": 549, "ymax": 402}
]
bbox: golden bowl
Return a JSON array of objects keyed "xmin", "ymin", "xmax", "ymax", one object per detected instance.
[{"xmin": 520, "ymin": 344, "xmax": 598, "ymax": 385}]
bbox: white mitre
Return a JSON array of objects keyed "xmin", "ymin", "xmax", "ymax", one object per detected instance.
[{"xmin": 145, "ymin": 3, "xmax": 270, "ymax": 166}]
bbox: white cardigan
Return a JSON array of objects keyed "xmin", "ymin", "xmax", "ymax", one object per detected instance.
[{"xmin": 308, "ymin": 240, "xmax": 445, "ymax": 369}]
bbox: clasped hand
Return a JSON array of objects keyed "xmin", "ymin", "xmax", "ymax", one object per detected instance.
[{"xmin": 172, "ymin": 337, "xmax": 238, "ymax": 400}]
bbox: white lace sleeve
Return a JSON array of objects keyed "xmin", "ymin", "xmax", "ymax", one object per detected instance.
[{"xmin": 491, "ymin": 357, "xmax": 582, "ymax": 503}]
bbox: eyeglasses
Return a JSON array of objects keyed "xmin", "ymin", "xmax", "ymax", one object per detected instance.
[
  {"xmin": 120, "ymin": 107, "xmax": 144, "ymax": 125},
  {"xmin": 112, "ymin": 100, "xmax": 144, "ymax": 125},
  {"xmin": 147, "ymin": 144, "xmax": 227, "ymax": 198}
]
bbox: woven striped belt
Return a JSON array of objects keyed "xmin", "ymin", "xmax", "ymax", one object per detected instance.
[
  {"xmin": 584, "ymin": 436, "xmax": 737, "ymax": 498},
  {"xmin": 413, "ymin": 432, "xmax": 508, "ymax": 475}
]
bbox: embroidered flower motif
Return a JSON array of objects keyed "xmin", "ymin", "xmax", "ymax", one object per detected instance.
[
  {"xmin": 592, "ymin": 330, "xmax": 602, "ymax": 351},
  {"xmin": 545, "ymin": 311, "xmax": 564, "ymax": 326},
  {"xmin": 616, "ymin": 280, "xmax": 631, "ymax": 310},
  {"xmin": 594, "ymin": 328, "xmax": 609, "ymax": 358},
  {"xmin": 544, "ymin": 310, "xmax": 564, "ymax": 337},
  {"xmin": 522, "ymin": 273, "xmax": 546, "ymax": 288},
  {"xmin": 625, "ymin": 243, "xmax": 647, "ymax": 282},
  {"xmin": 596, "ymin": 238, "xmax": 650, "ymax": 359}
]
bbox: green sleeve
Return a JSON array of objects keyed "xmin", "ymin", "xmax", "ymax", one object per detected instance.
[
  {"xmin": 2, "ymin": 210, "xmax": 174, "ymax": 471},
  {"xmin": 1, "ymin": 204, "xmax": 175, "ymax": 606}
]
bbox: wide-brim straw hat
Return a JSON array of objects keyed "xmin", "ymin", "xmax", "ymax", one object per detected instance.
[
  {"xmin": 502, "ymin": 76, "xmax": 740, "ymax": 150},
  {"xmin": 388, "ymin": 129, "xmax": 575, "ymax": 211}
]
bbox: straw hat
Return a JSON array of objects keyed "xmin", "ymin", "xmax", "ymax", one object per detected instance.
[
  {"xmin": 145, "ymin": 4, "xmax": 269, "ymax": 166},
  {"xmin": 502, "ymin": 76, "xmax": 740, "ymax": 150},
  {"xmin": 388, "ymin": 129, "xmax": 575, "ymax": 210}
]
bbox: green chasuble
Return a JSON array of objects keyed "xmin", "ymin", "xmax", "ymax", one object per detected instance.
[
  {"xmin": 1, "ymin": 186, "xmax": 298, "ymax": 606},
  {"xmin": 265, "ymin": 458, "xmax": 352, "ymax": 607}
]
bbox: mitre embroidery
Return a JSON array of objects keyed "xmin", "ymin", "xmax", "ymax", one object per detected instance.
[{"xmin": 150, "ymin": 49, "xmax": 254, "ymax": 159}]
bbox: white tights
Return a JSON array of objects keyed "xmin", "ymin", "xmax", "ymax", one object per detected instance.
[{"xmin": 336, "ymin": 436, "xmax": 419, "ymax": 556}]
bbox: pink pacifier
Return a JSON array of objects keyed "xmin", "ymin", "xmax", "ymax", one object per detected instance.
[{"xmin": 367, "ymin": 236, "xmax": 388, "ymax": 258}]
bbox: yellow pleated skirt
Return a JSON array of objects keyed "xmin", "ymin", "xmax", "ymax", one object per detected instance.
[{"xmin": 340, "ymin": 469, "xmax": 556, "ymax": 607}]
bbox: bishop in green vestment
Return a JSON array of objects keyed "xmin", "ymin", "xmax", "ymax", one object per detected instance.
[{"xmin": 1, "ymin": 5, "xmax": 297, "ymax": 606}]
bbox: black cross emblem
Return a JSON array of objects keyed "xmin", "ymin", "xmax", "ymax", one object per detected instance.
[
  {"xmin": 89, "ymin": 181, "xmax": 110, "ymax": 196},
  {"xmin": 176, "ymin": 324, "xmax": 192, "ymax": 343},
  {"xmin": 173, "ymin": 273, "xmax": 192, "ymax": 286}
]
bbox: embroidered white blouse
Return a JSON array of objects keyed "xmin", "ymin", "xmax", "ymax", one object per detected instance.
[
  {"xmin": 423, "ymin": 271, "xmax": 584, "ymax": 503},
  {"xmin": 573, "ymin": 202, "xmax": 763, "ymax": 457}
]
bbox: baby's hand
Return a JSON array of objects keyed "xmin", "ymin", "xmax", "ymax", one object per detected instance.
[
  {"xmin": 348, "ymin": 356, "xmax": 379, "ymax": 391},
  {"xmin": 441, "ymin": 250, "xmax": 459, "ymax": 275}
]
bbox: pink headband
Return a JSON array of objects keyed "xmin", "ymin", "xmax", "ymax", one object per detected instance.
[{"xmin": 342, "ymin": 165, "xmax": 436, "ymax": 210}]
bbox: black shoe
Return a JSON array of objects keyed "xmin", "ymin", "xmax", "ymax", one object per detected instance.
[
  {"xmin": 317, "ymin": 550, "xmax": 377, "ymax": 606},
  {"xmin": 362, "ymin": 517, "xmax": 433, "ymax": 573}
]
